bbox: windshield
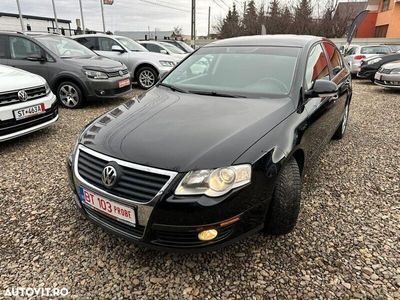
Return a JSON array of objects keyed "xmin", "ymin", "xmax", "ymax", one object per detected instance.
[
  {"xmin": 162, "ymin": 46, "xmax": 300, "ymax": 98},
  {"xmin": 361, "ymin": 46, "xmax": 390, "ymax": 55},
  {"xmin": 160, "ymin": 42, "xmax": 185, "ymax": 54},
  {"xmin": 116, "ymin": 37, "xmax": 148, "ymax": 52},
  {"xmin": 35, "ymin": 35, "xmax": 95, "ymax": 58},
  {"xmin": 177, "ymin": 41, "xmax": 194, "ymax": 53}
]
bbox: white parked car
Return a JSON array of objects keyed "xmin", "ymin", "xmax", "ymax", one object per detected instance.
[
  {"xmin": 73, "ymin": 34, "xmax": 181, "ymax": 89},
  {"xmin": 139, "ymin": 41, "xmax": 188, "ymax": 60},
  {"xmin": 0, "ymin": 65, "xmax": 58, "ymax": 142},
  {"xmin": 344, "ymin": 45, "xmax": 391, "ymax": 76}
]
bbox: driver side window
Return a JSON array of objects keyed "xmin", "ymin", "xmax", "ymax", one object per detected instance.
[
  {"xmin": 99, "ymin": 38, "xmax": 120, "ymax": 51},
  {"xmin": 305, "ymin": 44, "xmax": 330, "ymax": 90},
  {"xmin": 9, "ymin": 37, "xmax": 42, "ymax": 60}
]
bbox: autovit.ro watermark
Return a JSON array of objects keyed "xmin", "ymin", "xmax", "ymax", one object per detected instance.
[{"xmin": 4, "ymin": 287, "xmax": 69, "ymax": 298}]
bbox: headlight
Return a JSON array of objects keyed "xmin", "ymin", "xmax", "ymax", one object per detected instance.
[
  {"xmin": 367, "ymin": 58, "xmax": 382, "ymax": 65},
  {"xmin": 159, "ymin": 60, "xmax": 175, "ymax": 67},
  {"xmin": 85, "ymin": 70, "xmax": 108, "ymax": 79},
  {"xmin": 390, "ymin": 68, "xmax": 400, "ymax": 74},
  {"xmin": 175, "ymin": 164, "xmax": 252, "ymax": 197},
  {"xmin": 44, "ymin": 83, "xmax": 51, "ymax": 94}
]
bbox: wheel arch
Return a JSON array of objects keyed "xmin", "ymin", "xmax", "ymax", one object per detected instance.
[
  {"xmin": 134, "ymin": 63, "xmax": 159, "ymax": 80},
  {"xmin": 52, "ymin": 75, "xmax": 87, "ymax": 98}
]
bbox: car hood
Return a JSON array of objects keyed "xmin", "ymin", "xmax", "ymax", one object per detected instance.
[
  {"xmin": 380, "ymin": 60, "xmax": 400, "ymax": 69},
  {"xmin": 128, "ymin": 51, "xmax": 181, "ymax": 63},
  {"xmin": 80, "ymin": 87, "xmax": 294, "ymax": 172},
  {"xmin": 0, "ymin": 64, "xmax": 46, "ymax": 92},
  {"xmin": 64, "ymin": 55, "xmax": 125, "ymax": 71}
]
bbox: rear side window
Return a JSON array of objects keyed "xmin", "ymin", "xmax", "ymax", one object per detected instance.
[
  {"xmin": 76, "ymin": 37, "xmax": 98, "ymax": 51},
  {"xmin": 323, "ymin": 42, "xmax": 344, "ymax": 76},
  {"xmin": 305, "ymin": 44, "xmax": 330, "ymax": 90},
  {"xmin": 146, "ymin": 43, "xmax": 163, "ymax": 53},
  {"xmin": 0, "ymin": 36, "xmax": 9, "ymax": 58},
  {"xmin": 361, "ymin": 46, "xmax": 390, "ymax": 55},
  {"xmin": 9, "ymin": 36, "xmax": 42, "ymax": 60},
  {"xmin": 98, "ymin": 37, "xmax": 120, "ymax": 51}
]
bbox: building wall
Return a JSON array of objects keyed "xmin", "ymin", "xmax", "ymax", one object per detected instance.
[
  {"xmin": 356, "ymin": 12, "xmax": 378, "ymax": 37},
  {"xmin": 375, "ymin": 0, "xmax": 400, "ymax": 37},
  {"xmin": 0, "ymin": 16, "xmax": 70, "ymax": 34}
]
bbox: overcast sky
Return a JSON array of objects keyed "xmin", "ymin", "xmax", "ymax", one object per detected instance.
[
  {"xmin": 1, "ymin": 0, "xmax": 341, "ymax": 35},
  {"xmin": 1, "ymin": 0, "xmax": 242, "ymax": 35}
]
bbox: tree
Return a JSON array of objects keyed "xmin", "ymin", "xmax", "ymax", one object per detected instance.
[
  {"xmin": 266, "ymin": 0, "xmax": 281, "ymax": 34},
  {"xmin": 280, "ymin": 6, "xmax": 293, "ymax": 34},
  {"xmin": 293, "ymin": 0, "xmax": 313, "ymax": 35},
  {"xmin": 242, "ymin": 0, "xmax": 258, "ymax": 35},
  {"xmin": 257, "ymin": 3, "xmax": 266, "ymax": 34},
  {"xmin": 218, "ymin": 4, "xmax": 241, "ymax": 38},
  {"xmin": 173, "ymin": 26, "xmax": 183, "ymax": 36}
]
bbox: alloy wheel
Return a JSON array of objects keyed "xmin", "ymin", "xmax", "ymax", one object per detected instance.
[
  {"xmin": 59, "ymin": 84, "xmax": 80, "ymax": 108},
  {"xmin": 139, "ymin": 70, "xmax": 156, "ymax": 89}
]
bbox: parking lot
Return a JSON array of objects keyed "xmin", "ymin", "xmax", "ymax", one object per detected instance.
[{"xmin": 0, "ymin": 80, "xmax": 399, "ymax": 299}]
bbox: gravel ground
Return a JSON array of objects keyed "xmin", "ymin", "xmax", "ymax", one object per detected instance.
[{"xmin": 0, "ymin": 81, "xmax": 399, "ymax": 299}]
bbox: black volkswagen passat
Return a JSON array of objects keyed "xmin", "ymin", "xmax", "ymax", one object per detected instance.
[{"xmin": 67, "ymin": 35, "xmax": 352, "ymax": 251}]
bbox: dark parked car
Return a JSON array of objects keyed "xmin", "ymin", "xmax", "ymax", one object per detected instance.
[
  {"xmin": 67, "ymin": 35, "xmax": 352, "ymax": 251},
  {"xmin": 162, "ymin": 40, "xmax": 194, "ymax": 53},
  {"xmin": 358, "ymin": 52, "xmax": 400, "ymax": 81},
  {"xmin": 0, "ymin": 32, "xmax": 132, "ymax": 108}
]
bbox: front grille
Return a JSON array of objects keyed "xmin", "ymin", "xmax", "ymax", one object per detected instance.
[
  {"xmin": 107, "ymin": 69, "xmax": 129, "ymax": 78},
  {"xmin": 85, "ymin": 205, "xmax": 145, "ymax": 238},
  {"xmin": 0, "ymin": 85, "xmax": 47, "ymax": 106},
  {"xmin": 0, "ymin": 104, "xmax": 58, "ymax": 136},
  {"xmin": 77, "ymin": 149, "xmax": 171, "ymax": 203},
  {"xmin": 151, "ymin": 225, "xmax": 234, "ymax": 247}
]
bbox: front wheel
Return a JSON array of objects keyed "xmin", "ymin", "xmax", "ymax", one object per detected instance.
[
  {"xmin": 137, "ymin": 67, "xmax": 158, "ymax": 90},
  {"xmin": 264, "ymin": 158, "xmax": 302, "ymax": 235},
  {"xmin": 57, "ymin": 81, "xmax": 84, "ymax": 109},
  {"xmin": 332, "ymin": 102, "xmax": 350, "ymax": 140}
]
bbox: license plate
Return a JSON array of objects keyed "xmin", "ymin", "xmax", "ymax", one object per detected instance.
[
  {"xmin": 374, "ymin": 73, "xmax": 382, "ymax": 81},
  {"xmin": 79, "ymin": 186, "xmax": 136, "ymax": 226},
  {"xmin": 118, "ymin": 78, "xmax": 130, "ymax": 88},
  {"xmin": 14, "ymin": 103, "xmax": 45, "ymax": 120}
]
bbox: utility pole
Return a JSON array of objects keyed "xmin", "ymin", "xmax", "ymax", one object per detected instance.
[
  {"xmin": 207, "ymin": 6, "xmax": 211, "ymax": 38},
  {"xmin": 15, "ymin": 0, "xmax": 24, "ymax": 31},
  {"xmin": 244, "ymin": 1, "xmax": 246, "ymax": 15},
  {"xmin": 191, "ymin": 0, "xmax": 196, "ymax": 48},
  {"xmin": 79, "ymin": 0, "xmax": 85, "ymax": 33},
  {"xmin": 51, "ymin": 0, "xmax": 59, "ymax": 33},
  {"xmin": 100, "ymin": 0, "xmax": 106, "ymax": 33}
]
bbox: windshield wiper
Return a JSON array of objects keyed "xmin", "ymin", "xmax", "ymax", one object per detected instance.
[
  {"xmin": 158, "ymin": 83, "xmax": 189, "ymax": 93},
  {"xmin": 189, "ymin": 90, "xmax": 247, "ymax": 98}
]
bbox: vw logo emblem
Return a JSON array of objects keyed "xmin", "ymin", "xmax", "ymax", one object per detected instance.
[
  {"xmin": 18, "ymin": 90, "xmax": 28, "ymax": 102},
  {"xmin": 101, "ymin": 165, "xmax": 118, "ymax": 188},
  {"xmin": 119, "ymin": 70, "xmax": 124, "ymax": 76}
]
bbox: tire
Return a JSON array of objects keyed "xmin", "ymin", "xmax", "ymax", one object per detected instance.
[
  {"xmin": 136, "ymin": 66, "xmax": 158, "ymax": 90},
  {"xmin": 332, "ymin": 102, "xmax": 350, "ymax": 140},
  {"xmin": 264, "ymin": 158, "xmax": 302, "ymax": 235},
  {"xmin": 57, "ymin": 81, "xmax": 84, "ymax": 109}
]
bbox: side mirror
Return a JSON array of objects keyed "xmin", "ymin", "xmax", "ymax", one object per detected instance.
[
  {"xmin": 112, "ymin": 45, "xmax": 125, "ymax": 53},
  {"xmin": 305, "ymin": 79, "xmax": 338, "ymax": 98},
  {"xmin": 160, "ymin": 49, "xmax": 168, "ymax": 55},
  {"xmin": 26, "ymin": 54, "xmax": 46, "ymax": 62}
]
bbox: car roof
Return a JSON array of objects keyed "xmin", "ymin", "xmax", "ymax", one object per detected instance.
[{"xmin": 205, "ymin": 35, "xmax": 324, "ymax": 48}]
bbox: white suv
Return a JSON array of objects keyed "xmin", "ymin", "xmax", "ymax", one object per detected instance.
[{"xmin": 0, "ymin": 65, "xmax": 58, "ymax": 142}]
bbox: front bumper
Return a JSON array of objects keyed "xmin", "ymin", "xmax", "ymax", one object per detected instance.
[
  {"xmin": 0, "ymin": 93, "xmax": 58, "ymax": 142},
  {"xmin": 67, "ymin": 146, "xmax": 271, "ymax": 251},
  {"xmin": 374, "ymin": 72, "xmax": 400, "ymax": 88},
  {"xmin": 357, "ymin": 67, "xmax": 376, "ymax": 79},
  {"xmin": 84, "ymin": 74, "xmax": 132, "ymax": 100}
]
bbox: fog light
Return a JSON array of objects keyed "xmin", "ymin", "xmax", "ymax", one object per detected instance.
[{"xmin": 198, "ymin": 229, "xmax": 218, "ymax": 241}]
